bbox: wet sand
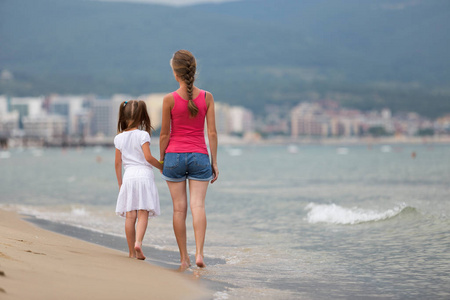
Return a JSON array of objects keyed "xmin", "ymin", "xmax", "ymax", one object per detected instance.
[{"xmin": 0, "ymin": 209, "xmax": 209, "ymax": 300}]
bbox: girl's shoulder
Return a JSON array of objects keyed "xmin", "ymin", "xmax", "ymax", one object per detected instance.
[
  {"xmin": 114, "ymin": 131, "xmax": 124, "ymax": 140},
  {"xmin": 114, "ymin": 130, "xmax": 130, "ymax": 139},
  {"xmin": 137, "ymin": 129, "xmax": 150, "ymax": 136},
  {"xmin": 136, "ymin": 129, "xmax": 151, "ymax": 142},
  {"xmin": 115, "ymin": 130, "xmax": 148, "ymax": 138},
  {"xmin": 114, "ymin": 132, "xmax": 124, "ymax": 149}
]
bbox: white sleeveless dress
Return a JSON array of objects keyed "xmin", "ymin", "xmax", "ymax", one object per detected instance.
[{"xmin": 114, "ymin": 130, "xmax": 160, "ymax": 218}]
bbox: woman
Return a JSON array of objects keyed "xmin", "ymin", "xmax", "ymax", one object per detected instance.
[{"xmin": 159, "ymin": 50, "xmax": 219, "ymax": 269}]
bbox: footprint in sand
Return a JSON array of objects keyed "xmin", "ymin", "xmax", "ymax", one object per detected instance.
[
  {"xmin": 0, "ymin": 252, "xmax": 12, "ymax": 260},
  {"xmin": 0, "ymin": 272, "xmax": 5, "ymax": 294},
  {"xmin": 25, "ymin": 250, "xmax": 46, "ymax": 255}
]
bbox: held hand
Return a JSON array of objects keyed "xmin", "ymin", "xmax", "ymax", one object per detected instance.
[{"xmin": 211, "ymin": 164, "xmax": 219, "ymax": 184}]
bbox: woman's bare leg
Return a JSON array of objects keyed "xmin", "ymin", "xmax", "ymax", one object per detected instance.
[
  {"xmin": 134, "ymin": 210, "xmax": 149, "ymax": 260},
  {"xmin": 167, "ymin": 180, "xmax": 190, "ymax": 269},
  {"xmin": 189, "ymin": 180, "xmax": 209, "ymax": 268},
  {"xmin": 125, "ymin": 210, "xmax": 137, "ymax": 258}
]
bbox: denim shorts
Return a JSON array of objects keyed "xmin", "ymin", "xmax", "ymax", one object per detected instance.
[{"xmin": 162, "ymin": 152, "xmax": 213, "ymax": 182}]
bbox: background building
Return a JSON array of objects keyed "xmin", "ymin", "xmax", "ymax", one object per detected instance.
[{"xmin": 139, "ymin": 93, "xmax": 165, "ymax": 130}]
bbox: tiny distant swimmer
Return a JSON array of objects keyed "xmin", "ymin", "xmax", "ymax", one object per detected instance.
[{"xmin": 114, "ymin": 100, "xmax": 163, "ymax": 260}]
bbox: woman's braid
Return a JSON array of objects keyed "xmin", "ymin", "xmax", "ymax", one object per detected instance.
[
  {"xmin": 172, "ymin": 50, "xmax": 199, "ymax": 118},
  {"xmin": 185, "ymin": 60, "xmax": 196, "ymax": 101}
]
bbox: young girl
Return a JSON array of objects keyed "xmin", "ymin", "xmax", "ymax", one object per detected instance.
[{"xmin": 114, "ymin": 100, "xmax": 163, "ymax": 260}]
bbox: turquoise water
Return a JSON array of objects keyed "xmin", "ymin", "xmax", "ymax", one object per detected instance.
[{"xmin": 1, "ymin": 144, "xmax": 449, "ymax": 299}]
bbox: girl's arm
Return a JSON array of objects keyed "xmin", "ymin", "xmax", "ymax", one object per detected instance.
[
  {"xmin": 115, "ymin": 148, "xmax": 123, "ymax": 188},
  {"xmin": 142, "ymin": 142, "xmax": 163, "ymax": 170},
  {"xmin": 205, "ymin": 92, "xmax": 219, "ymax": 183},
  {"xmin": 159, "ymin": 94, "xmax": 173, "ymax": 162}
]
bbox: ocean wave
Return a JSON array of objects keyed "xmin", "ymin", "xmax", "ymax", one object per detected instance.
[
  {"xmin": 6, "ymin": 204, "xmax": 122, "ymax": 235},
  {"xmin": 305, "ymin": 202, "xmax": 416, "ymax": 225}
]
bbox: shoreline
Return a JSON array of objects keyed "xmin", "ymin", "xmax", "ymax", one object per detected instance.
[
  {"xmin": 0, "ymin": 209, "xmax": 211, "ymax": 300},
  {"xmin": 25, "ymin": 215, "xmax": 229, "ymax": 273},
  {"xmin": 2, "ymin": 134, "xmax": 450, "ymax": 149}
]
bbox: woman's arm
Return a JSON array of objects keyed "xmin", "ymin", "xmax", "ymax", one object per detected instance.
[
  {"xmin": 142, "ymin": 142, "xmax": 163, "ymax": 170},
  {"xmin": 115, "ymin": 148, "xmax": 123, "ymax": 188},
  {"xmin": 159, "ymin": 94, "xmax": 173, "ymax": 162},
  {"xmin": 205, "ymin": 92, "xmax": 219, "ymax": 183}
]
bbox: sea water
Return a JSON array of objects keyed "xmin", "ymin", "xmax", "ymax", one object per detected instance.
[{"xmin": 1, "ymin": 144, "xmax": 449, "ymax": 299}]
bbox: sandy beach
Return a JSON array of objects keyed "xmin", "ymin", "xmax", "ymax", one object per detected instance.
[{"xmin": 0, "ymin": 209, "xmax": 209, "ymax": 300}]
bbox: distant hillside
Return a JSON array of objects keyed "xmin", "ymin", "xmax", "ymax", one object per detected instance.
[
  {"xmin": 194, "ymin": 0, "xmax": 450, "ymax": 84},
  {"xmin": 1, "ymin": 0, "xmax": 449, "ymax": 117}
]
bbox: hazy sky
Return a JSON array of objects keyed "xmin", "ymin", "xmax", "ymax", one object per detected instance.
[{"xmin": 97, "ymin": 0, "xmax": 239, "ymax": 6}]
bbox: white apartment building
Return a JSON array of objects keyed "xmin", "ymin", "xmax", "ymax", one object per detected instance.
[
  {"xmin": 365, "ymin": 109, "xmax": 395, "ymax": 134},
  {"xmin": 228, "ymin": 106, "xmax": 254, "ymax": 134},
  {"xmin": 291, "ymin": 102, "xmax": 329, "ymax": 137},
  {"xmin": 214, "ymin": 102, "xmax": 231, "ymax": 135},
  {"xmin": 9, "ymin": 96, "xmax": 45, "ymax": 128},
  {"xmin": 0, "ymin": 95, "xmax": 7, "ymax": 115},
  {"xmin": 0, "ymin": 96, "xmax": 19, "ymax": 135},
  {"xmin": 48, "ymin": 95, "xmax": 88, "ymax": 136},
  {"xmin": 22, "ymin": 115, "xmax": 67, "ymax": 139},
  {"xmin": 291, "ymin": 102, "xmax": 365, "ymax": 137},
  {"xmin": 139, "ymin": 93, "xmax": 165, "ymax": 130},
  {"xmin": 91, "ymin": 98, "xmax": 113, "ymax": 137},
  {"xmin": 90, "ymin": 94, "xmax": 131, "ymax": 137}
]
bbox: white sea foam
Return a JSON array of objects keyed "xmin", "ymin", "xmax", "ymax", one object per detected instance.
[
  {"xmin": 213, "ymin": 291, "xmax": 230, "ymax": 300},
  {"xmin": 10, "ymin": 205, "xmax": 120, "ymax": 235},
  {"xmin": 305, "ymin": 202, "xmax": 407, "ymax": 225}
]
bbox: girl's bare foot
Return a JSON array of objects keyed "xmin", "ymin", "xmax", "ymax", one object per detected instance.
[
  {"xmin": 196, "ymin": 254, "xmax": 205, "ymax": 268},
  {"xmin": 134, "ymin": 242, "xmax": 146, "ymax": 260}
]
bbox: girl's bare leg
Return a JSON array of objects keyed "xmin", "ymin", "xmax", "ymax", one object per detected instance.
[
  {"xmin": 167, "ymin": 180, "xmax": 190, "ymax": 269},
  {"xmin": 189, "ymin": 180, "xmax": 209, "ymax": 268},
  {"xmin": 125, "ymin": 211, "xmax": 137, "ymax": 258},
  {"xmin": 134, "ymin": 210, "xmax": 149, "ymax": 260}
]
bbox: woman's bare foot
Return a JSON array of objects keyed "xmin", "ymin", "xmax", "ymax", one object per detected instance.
[
  {"xmin": 196, "ymin": 254, "xmax": 205, "ymax": 268},
  {"xmin": 177, "ymin": 260, "xmax": 191, "ymax": 272},
  {"xmin": 134, "ymin": 242, "xmax": 146, "ymax": 260}
]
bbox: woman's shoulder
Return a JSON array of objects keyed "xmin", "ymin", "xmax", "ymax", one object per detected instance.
[
  {"xmin": 204, "ymin": 90, "xmax": 214, "ymax": 106},
  {"xmin": 164, "ymin": 92, "xmax": 175, "ymax": 100},
  {"xmin": 163, "ymin": 92, "xmax": 175, "ymax": 105},
  {"xmin": 202, "ymin": 89, "xmax": 213, "ymax": 97}
]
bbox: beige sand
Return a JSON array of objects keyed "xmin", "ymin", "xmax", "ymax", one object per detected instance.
[{"xmin": 0, "ymin": 209, "xmax": 209, "ymax": 300}]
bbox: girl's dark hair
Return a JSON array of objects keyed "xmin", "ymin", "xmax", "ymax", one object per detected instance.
[
  {"xmin": 171, "ymin": 49, "xmax": 199, "ymax": 117},
  {"xmin": 117, "ymin": 100, "xmax": 153, "ymax": 135}
]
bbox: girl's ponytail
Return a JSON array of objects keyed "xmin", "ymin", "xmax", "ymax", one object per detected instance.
[
  {"xmin": 117, "ymin": 101, "xmax": 128, "ymax": 133},
  {"xmin": 137, "ymin": 100, "xmax": 153, "ymax": 135}
]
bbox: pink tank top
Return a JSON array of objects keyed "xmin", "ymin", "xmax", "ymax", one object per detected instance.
[{"xmin": 165, "ymin": 90, "xmax": 209, "ymax": 154}]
